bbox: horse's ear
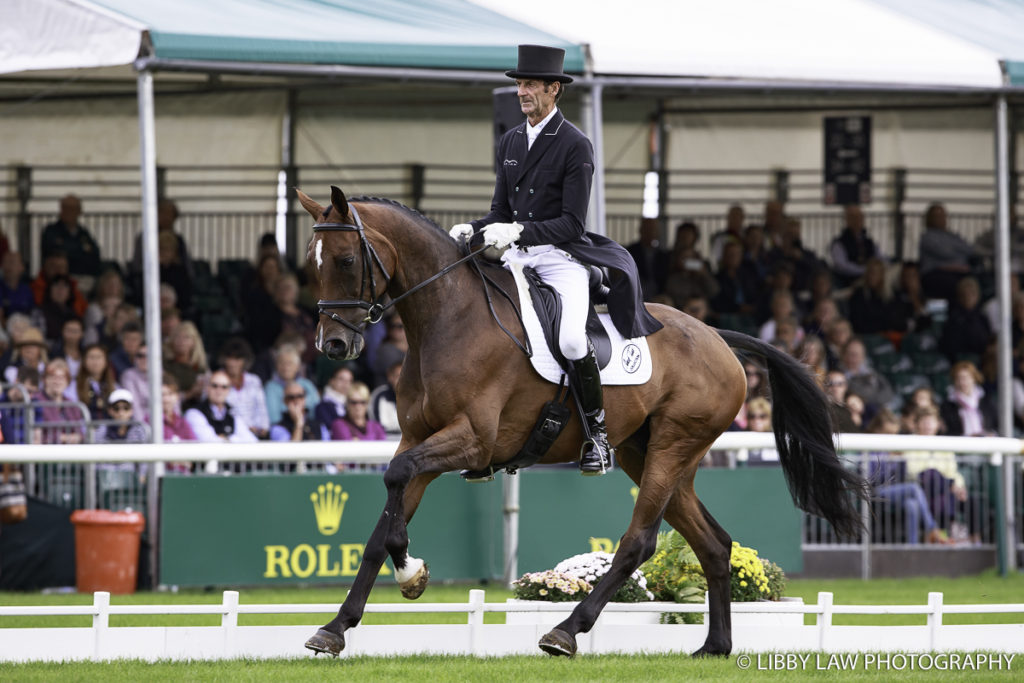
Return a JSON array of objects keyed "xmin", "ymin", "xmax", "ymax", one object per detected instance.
[
  {"xmin": 330, "ymin": 186, "xmax": 349, "ymax": 219},
  {"xmin": 295, "ymin": 188, "xmax": 325, "ymax": 220}
]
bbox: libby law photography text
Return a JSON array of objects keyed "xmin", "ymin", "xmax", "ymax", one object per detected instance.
[{"xmin": 736, "ymin": 653, "xmax": 1016, "ymax": 672}]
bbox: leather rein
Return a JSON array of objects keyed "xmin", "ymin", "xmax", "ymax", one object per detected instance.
[{"xmin": 312, "ymin": 205, "xmax": 531, "ymax": 355}]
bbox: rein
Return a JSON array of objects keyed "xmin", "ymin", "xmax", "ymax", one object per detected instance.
[{"xmin": 313, "ymin": 207, "xmax": 531, "ymax": 355}]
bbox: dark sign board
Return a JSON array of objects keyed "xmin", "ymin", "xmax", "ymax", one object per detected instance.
[
  {"xmin": 493, "ymin": 86, "xmax": 522, "ymax": 170},
  {"xmin": 824, "ymin": 116, "xmax": 871, "ymax": 205}
]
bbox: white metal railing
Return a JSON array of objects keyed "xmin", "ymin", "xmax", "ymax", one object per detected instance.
[{"xmin": 0, "ymin": 590, "xmax": 1022, "ymax": 661}]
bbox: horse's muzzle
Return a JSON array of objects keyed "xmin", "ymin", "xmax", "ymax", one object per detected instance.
[{"xmin": 323, "ymin": 334, "xmax": 363, "ymax": 361}]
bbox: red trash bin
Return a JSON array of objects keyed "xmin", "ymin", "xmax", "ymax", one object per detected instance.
[{"xmin": 70, "ymin": 509, "xmax": 145, "ymax": 594}]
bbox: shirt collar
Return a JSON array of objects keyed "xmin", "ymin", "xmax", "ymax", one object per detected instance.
[{"xmin": 526, "ymin": 106, "xmax": 559, "ymax": 136}]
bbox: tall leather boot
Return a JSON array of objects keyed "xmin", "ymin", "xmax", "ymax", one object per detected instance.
[{"xmin": 568, "ymin": 343, "xmax": 612, "ymax": 476}]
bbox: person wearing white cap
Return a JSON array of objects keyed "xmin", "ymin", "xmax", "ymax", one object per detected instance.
[{"xmin": 94, "ymin": 388, "xmax": 148, "ymax": 443}]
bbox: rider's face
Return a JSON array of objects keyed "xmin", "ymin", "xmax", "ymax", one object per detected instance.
[{"xmin": 516, "ymin": 79, "xmax": 557, "ymax": 123}]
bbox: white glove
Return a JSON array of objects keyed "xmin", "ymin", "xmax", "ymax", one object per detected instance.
[
  {"xmin": 482, "ymin": 222, "xmax": 524, "ymax": 250},
  {"xmin": 449, "ymin": 223, "xmax": 474, "ymax": 242}
]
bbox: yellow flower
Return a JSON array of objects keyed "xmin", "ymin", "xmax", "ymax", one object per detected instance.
[
  {"xmin": 740, "ymin": 581, "xmax": 747, "ymax": 587},
  {"xmin": 539, "ymin": 589, "xmax": 548, "ymax": 596}
]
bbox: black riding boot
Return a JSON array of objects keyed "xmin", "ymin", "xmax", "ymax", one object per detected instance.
[{"xmin": 568, "ymin": 345, "xmax": 612, "ymax": 476}]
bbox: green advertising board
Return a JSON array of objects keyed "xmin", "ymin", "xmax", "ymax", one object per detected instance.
[{"xmin": 160, "ymin": 468, "xmax": 801, "ymax": 586}]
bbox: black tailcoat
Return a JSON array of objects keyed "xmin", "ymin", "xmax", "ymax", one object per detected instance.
[{"xmin": 471, "ymin": 109, "xmax": 662, "ymax": 338}]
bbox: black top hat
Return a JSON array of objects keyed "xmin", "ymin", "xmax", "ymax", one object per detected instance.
[{"xmin": 505, "ymin": 44, "xmax": 573, "ymax": 84}]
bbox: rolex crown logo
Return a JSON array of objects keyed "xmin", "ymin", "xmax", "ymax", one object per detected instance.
[{"xmin": 311, "ymin": 483, "xmax": 349, "ymax": 536}]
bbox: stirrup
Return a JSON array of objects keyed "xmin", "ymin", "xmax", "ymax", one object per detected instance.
[
  {"xmin": 579, "ymin": 440, "xmax": 611, "ymax": 476},
  {"xmin": 460, "ymin": 467, "xmax": 495, "ymax": 483}
]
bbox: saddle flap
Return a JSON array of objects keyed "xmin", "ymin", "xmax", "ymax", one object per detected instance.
[{"xmin": 523, "ymin": 267, "xmax": 611, "ymax": 370}]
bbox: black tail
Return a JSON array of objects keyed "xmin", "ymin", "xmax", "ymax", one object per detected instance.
[{"xmin": 717, "ymin": 329, "xmax": 868, "ymax": 539}]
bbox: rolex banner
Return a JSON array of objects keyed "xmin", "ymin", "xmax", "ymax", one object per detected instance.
[{"xmin": 159, "ymin": 469, "xmax": 800, "ymax": 586}]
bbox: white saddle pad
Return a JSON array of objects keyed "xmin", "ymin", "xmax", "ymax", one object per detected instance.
[{"xmin": 507, "ymin": 262, "xmax": 653, "ymax": 386}]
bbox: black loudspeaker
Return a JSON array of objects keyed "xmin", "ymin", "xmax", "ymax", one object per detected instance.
[{"xmin": 492, "ymin": 86, "xmax": 522, "ymax": 170}]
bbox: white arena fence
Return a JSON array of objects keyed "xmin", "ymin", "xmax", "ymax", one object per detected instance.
[
  {"xmin": 0, "ymin": 589, "xmax": 1022, "ymax": 662},
  {"xmin": 1, "ymin": 433, "xmax": 1021, "ymax": 580}
]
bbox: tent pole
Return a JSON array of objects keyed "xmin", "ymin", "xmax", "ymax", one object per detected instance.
[
  {"xmin": 136, "ymin": 65, "xmax": 164, "ymax": 590},
  {"xmin": 994, "ymin": 76, "xmax": 1016, "ymax": 574},
  {"xmin": 580, "ymin": 45, "xmax": 606, "ymax": 237}
]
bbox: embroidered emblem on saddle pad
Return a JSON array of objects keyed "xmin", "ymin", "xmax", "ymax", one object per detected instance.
[{"xmin": 507, "ymin": 263, "xmax": 653, "ymax": 386}]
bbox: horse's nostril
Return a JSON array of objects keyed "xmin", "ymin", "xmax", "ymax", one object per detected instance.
[{"xmin": 324, "ymin": 339, "xmax": 347, "ymax": 358}]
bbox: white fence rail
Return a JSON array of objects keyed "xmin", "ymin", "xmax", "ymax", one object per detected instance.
[{"xmin": 1, "ymin": 590, "xmax": 1022, "ymax": 662}]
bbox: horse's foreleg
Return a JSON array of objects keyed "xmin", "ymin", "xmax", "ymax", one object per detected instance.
[
  {"xmin": 305, "ymin": 421, "xmax": 484, "ymax": 657},
  {"xmin": 389, "ymin": 472, "xmax": 438, "ymax": 599}
]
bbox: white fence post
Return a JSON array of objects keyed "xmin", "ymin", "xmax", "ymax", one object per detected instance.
[
  {"xmin": 222, "ymin": 591, "xmax": 239, "ymax": 658},
  {"xmin": 92, "ymin": 591, "xmax": 110, "ymax": 659},
  {"xmin": 816, "ymin": 591, "xmax": 833, "ymax": 651},
  {"xmin": 468, "ymin": 589, "xmax": 485, "ymax": 656},
  {"xmin": 927, "ymin": 591, "xmax": 943, "ymax": 650}
]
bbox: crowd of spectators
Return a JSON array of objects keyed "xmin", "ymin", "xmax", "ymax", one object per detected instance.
[{"xmin": 0, "ymin": 194, "xmax": 401, "ymax": 468}]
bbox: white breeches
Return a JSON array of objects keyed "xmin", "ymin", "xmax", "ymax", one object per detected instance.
[{"xmin": 503, "ymin": 246, "xmax": 590, "ymax": 360}]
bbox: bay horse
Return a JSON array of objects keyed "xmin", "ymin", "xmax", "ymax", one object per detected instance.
[{"xmin": 298, "ymin": 186, "xmax": 865, "ymax": 658}]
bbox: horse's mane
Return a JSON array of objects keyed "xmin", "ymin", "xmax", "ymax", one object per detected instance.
[{"xmin": 350, "ymin": 196, "xmax": 451, "ymax": 241}]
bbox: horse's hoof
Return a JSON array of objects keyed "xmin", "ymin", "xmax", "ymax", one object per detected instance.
[
  {"xmin": 399, "ymin": 561, "xmax": 430, "ymax": 600},
  {"xmin": 538, "ymin": 628, "xmax": 577, "ymax": 657},
  {"xmin": 691, "ymin": 643, "xmax": 731, "ymax": 658},
  {"xmin": 305, "ymin": 628, "xmax": 345, "ymax": 657}
]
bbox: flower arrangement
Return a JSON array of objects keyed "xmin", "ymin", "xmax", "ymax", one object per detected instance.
[
  {"xmin": 729, "ymin": 542, "xmax": 770, "ymax": 602},
  {"xmin": 554, "ymin": 551, "xmax": 654, "ymax": 603},
  {"xmin": 511, "ymin": 570, "xmax": 591, "ymax": 602}
]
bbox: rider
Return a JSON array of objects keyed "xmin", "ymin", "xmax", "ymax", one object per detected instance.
[{"xmin": 450, "ymin": 45, "xmax": 662, "ymax": 475}]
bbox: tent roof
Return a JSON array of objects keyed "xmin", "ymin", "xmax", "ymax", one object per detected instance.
[{"xmin": 1, "ymin": 0, "xmax": 583, "ymax": 74}]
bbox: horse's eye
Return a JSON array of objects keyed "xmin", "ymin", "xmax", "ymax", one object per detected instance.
[{"xmin": 339, "ymin": 255, "xmax": 355, "ymax": 267}]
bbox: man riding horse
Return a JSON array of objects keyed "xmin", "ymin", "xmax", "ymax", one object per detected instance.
[{"xmin": 450, "ymin": 44, "xmax": 662, "ymax": 475}]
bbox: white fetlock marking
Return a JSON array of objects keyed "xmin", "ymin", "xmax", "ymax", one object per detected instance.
[{"xmin": 395, "ymin": 556, "xmax": 424, "ymax": 584}]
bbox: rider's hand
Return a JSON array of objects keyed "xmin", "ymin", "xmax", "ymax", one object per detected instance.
[
  {"xmin": 449, "ymin": 223, "xmax": 474, "ymax": 242},
  {"xmin": 482, "ymin": 222, "xmax": 524, "ymax": 250}
]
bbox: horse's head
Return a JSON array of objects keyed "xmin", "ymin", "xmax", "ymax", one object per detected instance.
[{"xmin": 299, "ymin": 186, "xmax": 394, "ymax": 361}]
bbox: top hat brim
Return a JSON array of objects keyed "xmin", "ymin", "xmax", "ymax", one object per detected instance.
[{"xmin": 505, "ymin": 69, "xmax": 573, "ymax": 84}]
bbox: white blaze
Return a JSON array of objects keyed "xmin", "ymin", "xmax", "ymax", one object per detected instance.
[{"xmin": 314, "ymin": 236, "xmax": 324, "ymax": 270}]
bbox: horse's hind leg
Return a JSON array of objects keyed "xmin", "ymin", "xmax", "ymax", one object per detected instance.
[{"xmin": 663, "ymin": 486, "xmax": 733, "ymax": 657}]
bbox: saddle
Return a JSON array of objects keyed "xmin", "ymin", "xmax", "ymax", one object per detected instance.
[
  {"xmin": 460, "ymin": 265, "xmax": 613, "ymax": 483},
  {"xmin": 522, "ymin": 265, "xmax": 613, "ymax": 370}
]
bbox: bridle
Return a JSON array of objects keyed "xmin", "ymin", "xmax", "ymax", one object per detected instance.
[{"xmin": 313, "ymin": 204, "xmax": 492, "ymax": 335}]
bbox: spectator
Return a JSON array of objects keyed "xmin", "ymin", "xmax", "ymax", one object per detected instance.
[
  {"xmin": 710, "ymin": 240, "xmax": 758, "ymax": 318},
  {"xmin": 40, "ymin": 194, "xmax": 101, "ymax": 279},
  {"xmin": 973, "ymin": 206, "xmax": 1024, "ymax": 276},
  {"xmin": 824, "ymin": 369, "xmax": 858, "ymax": 433},
  {"xmin": 844, "ymin": 391, "xmax": 867, "ymax": 432},
  {"xmin": 839, "ymin": 337, "xmax": 895, "ymax": 415},
  {"xmin": 94, "ymin": 389, "xmax": 148, "ymax": 443},
  {"xmin": 264, "ymin": 345, "xmax": 319, "ymax": 425},
  {"xmin": 33, "ymin": 358, "xmax": 86, "ymax": 445},
  {"xmin": 158, "ymin": 374, "xmax": 197, "ymax": 446},
  {"xmin": 3, "ymin": 327, "xmax": 48, "ymax": 385},
  {"xmin": 625, "ymin": 217, "xmax": 670, "ymax": 300},
  {"xmin": 824, "ymin": 318, "xmax": 854, "ymax": 369},
  {"xmin": 983, "ymin": 274, "xmax": 1021, "ymax": 337},
  {"xmin": 761, "ymin": 200, "xmax": 786, "ymax": 250},
  {"xmin": 30, "ymin": 251, "xmax": 88, "ymax": 317},
  {"xmin": 680, "ymin": 294, "xmax": 710, "ymax": 324},
  {"xmin": 131, "ymin": 198, "xmax": 193, "ymax": 282},
  {"xmin": 158, "ymin": 230, "xmax": 193, "ymax": 316},
  {"xmin": 770, "ymin": 317, "xmax": 802, "ymax": 356},
  {"xmin": 374, "ymin": 314, "xmax": 408, "ymax": 387},
  {"xmin": 185, "ymin": 369, "xmax": 258, "ymax": 443},
  {"xmin": 93, "ymin": 302, "xmax": 140, "ymax": 355},
  {"xmin": 316, "ymin": 365, "xmax": 354, "ymax": 427},
  {"xmin": 900, "ymin": 385, "xmax": 941, "ymax": 434},
  {"xmin": 939, "ymin": 277, "xmax": 992, "ymax": 363},
  {"xmin": 918, "ymin": 202, "xmax": 976, "ymax": 301},
  {"xmin": 866, "ymin": 408, "xmax": 951, "ymax": 545},
  {"xmin": 803, "ymin": 297, "xmax": 841, "ymax": 347},
  {"xmin": 161, "ymin": 306, "xmax": 183, "ymax": 344},
  {"xmin": 0, "ymin": 251, "xmax": 34, "ymax": 317},
  {"xmin": 244, "ymin": 254, "xmax": 285, "ymax": 354},
  {"xmin": 755, "ymin": 260, "xmax": 797, "ymax": 325},
  {"xmin": 163, "ymin": 320, "xmax": 208, "ymax": 407},
  {"xmin": 940, "ymin": 360, "xmax": 997, "ymax": 437},
  {"xmin": 56, "ymin": 318, "xmax": 85, "ymax": 379},
  {"xmin": 370, "ymin": 347, "xmax": 403, "ymax": 436},
  {"xmin": 795, "ymin": 334, "xmax": 828, "ymax": 385},
  {"xmin": 72, "ymin": 344, "xmax": 118, "ymax": 419},
  {"xmin": 273, "ymin": 273, "xmax": 317, "ymax": 367},
  {"xmin": 758, "ymin": 290, "xmax": 804, "ymax": 347},
  {"xmin": 830, "ymin": 205, "xmax": 882, "ymax": 287},
  {"xmin": 743, "ymin": 396, "xmax": 779, "ymax": 465},
  {"xmin": 764, "ymin": 217, "xmax": 821, "ymax": 295},
  {"xmin": 1, "ymin": 366, "xmax": 39, "ymax": 444},
  {"xmin": 34, "ymin": 275, "xmax": 78, "ymax": 346},
  {"xmin": 801, "ymin": 267, "xmax": 842, "ymax": 322},
  {"xmin": 219, "ymin": 337, "xmax": 270, "ymax": 440},
  {"xmin": 742, "ymin": 360, "xmax": 769, "ymax": 401},
  {"xmin": 847, "ymin": 257, "xmax": 905, "ymax": 335},
  {"xmin": 709, "ymin": 204, "xmax": 746, "ymax": 267},
  {"xmin": 120, "ymin": 342, "xmax": 150, "ymax": 421},
  {"xmin": 741, "ymin": 223, "xmax": 770, "ymax": 283},
  {"xmin": 892, "ymin": 261, "xmax": 933, "ymax": 335},
  {"xmin": 109, "ymin": 321, "xmax": 144, "ymax": 380},
  {"xmin": 83, "ymin": 269, "xmax": 127, "ymax": 345},
  {"xmin": 270, "ymin": 381, "xmax": 329, "ymax": 442},
  {"xmin": 904, "ymin": 405, "xmax": 984, "ymax": 544},
  {"xmin": 664, "ymin": 221, "xmax": 718, "ymax": 311},
  {"xmin": 331, "ymin": 381, "xmax": 386, "ymax": 441}
]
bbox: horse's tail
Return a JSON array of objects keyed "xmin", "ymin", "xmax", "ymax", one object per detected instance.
[{"xmin": 717, "ymin": 328, "xmax": 868, "ymax": 539}]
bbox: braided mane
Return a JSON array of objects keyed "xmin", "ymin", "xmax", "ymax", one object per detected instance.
[{"xmin": 349, "ymin": 196, "xmax": 450, "ymax": 240}]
